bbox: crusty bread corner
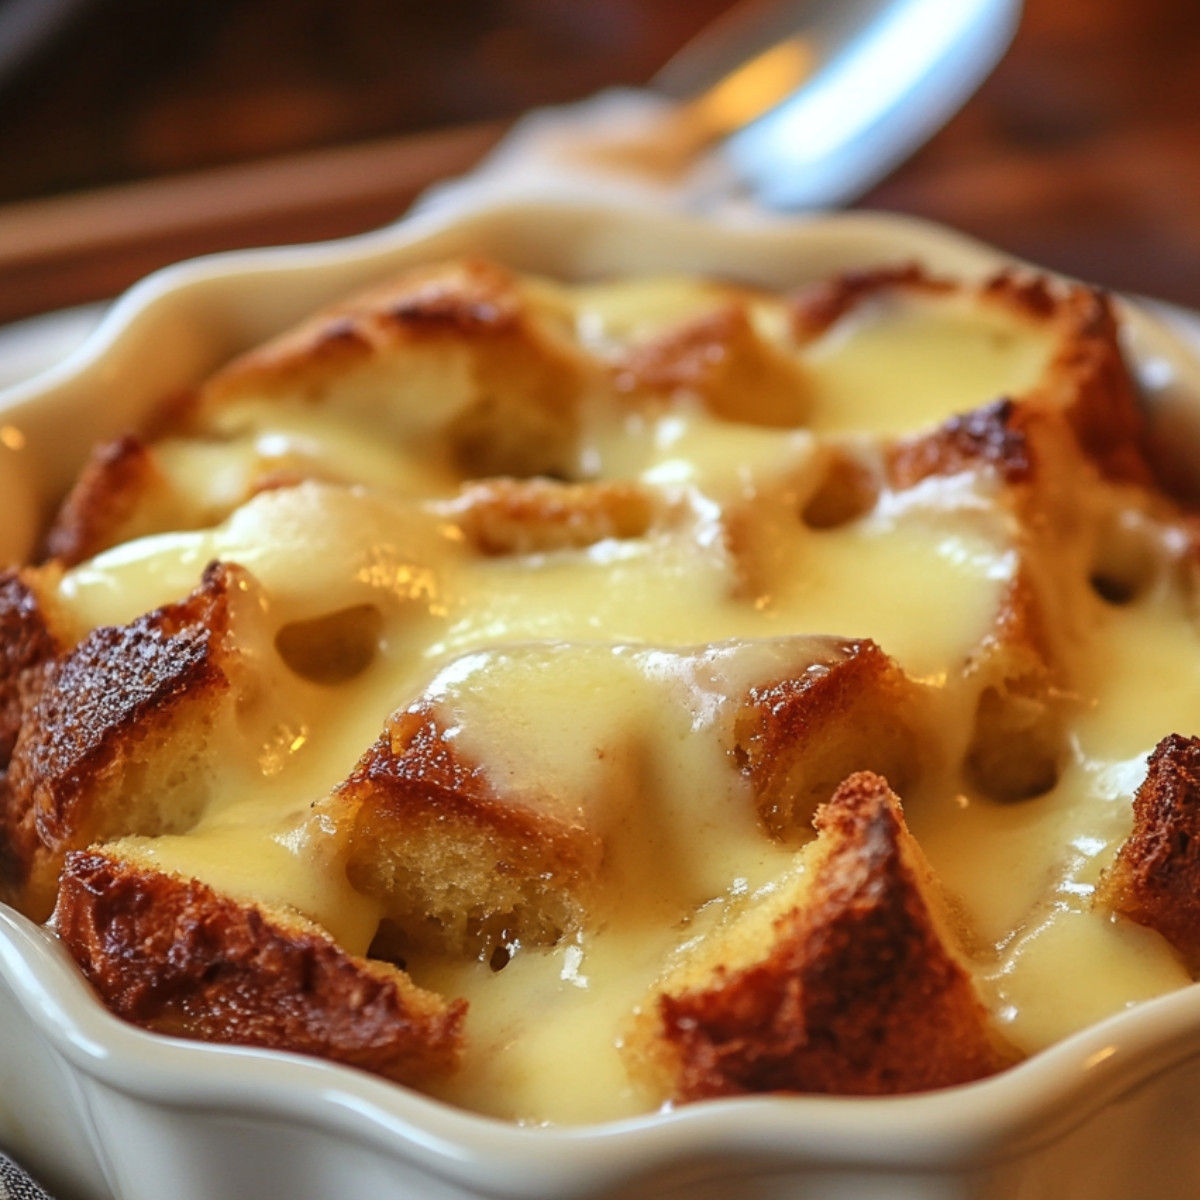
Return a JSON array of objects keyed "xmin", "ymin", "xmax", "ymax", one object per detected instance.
[
  {"xmin": 787, "ymin": 263, "xmax": 957, "ymax": 340},
  {"xmin": 1096, "ymin": 733, "xmax": 1200, "ymax": 969},
  {"xmin": 885, "ymin": 392, "xmax": 1121, "ymax": 808},
  {"xmin": 611, "ymin": 300, "xmax": 811, "ymax": 428},
  {"xmin": 53, "ymin": 843, "xmax": 465, "ymax": 1086},
  {"xmin": 323, "ymin": 702, "xmax": 605, "ymax": 963},
  {"xmin": 886, "ymin": 396, "xmax": 1035, "ymax": 493},
  {"xmin": 623, "ymin": 772, "xmax": 1014, "ymax": 1102},
  {"xmin": 0, "ymin": 561, "xmax": 251, "ymax": 922},
  {"xmin": 883, "ymin": 402, "xmax": 1073, "ymax": 807},
  {"xmin": 960, "ymin": 568, "xmax": 1070, "ymax": 803},
  {"xmin": 1012, "ymin": 276, "xmax": 1154, "ymax": 488},
  {"xmin": 800, "ymin": 266, "xmax": 1155, "ymax": 499},
  {"xmin": 179, "ymin": 257, "xmax": 593, "ymax": 481},
  {"xmin": 437, "ymin": 477, "xmax": 661, "ymax": 557},
  {"xmin": 41, "ymin": 434, "xmax": 181, "ymax": 567},
  {"xmin": 730, "ymin": 638, "xmax": 933, "ymax": 839},
  {"xmin": 0, "ymin": 564, "xmax": 71, "ymax": 771}
]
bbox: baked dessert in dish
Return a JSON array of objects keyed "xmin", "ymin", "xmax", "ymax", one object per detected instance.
[{"xmin": 2, "ymin": 249, "xmax": 1197, "ymax": 1127}]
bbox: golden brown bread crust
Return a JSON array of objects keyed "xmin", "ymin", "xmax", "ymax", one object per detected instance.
[
  {"xmin": 883, "ymin": 276, "xmax": 1150, "ymax": 491},
  {"xmin": 989, "ymin": 272, "xmax": 1153, "ymax": 487},
  {"xmin": 442, "ymin": 477, "xmax": 658, "ymax": 556},
  {"xmin": 627, "ymin": 773, "xmax": 1012, "ymax": 1101},
  {"xmin": 185, "ymin": 257, "xmax": 590, "ymax": 480},
  {"xmin": 0, "ymin": 562, "xmax": 241, "ymax": 921},
  {"xmin": 329, "ymin": 704, "xmax": 604, "ymax": 962},
  {"xmin": 0, "ymin": 568, "xmax": 66, "ymax": 769},
  {"xmin": 1097, "ymin": 734, "xmax": 1200, "ymax": 968},
  {"xmin": 731, "ymin": 639, "xmax": 930, "ymax": 838},
  {"xmin": 886, "ymin": 397, "xmax": 1035, "ymax": 490},
  {"xmin": 201, "ymin": 257, "xmax": 531, "ymax": 399},
  {"xmin": 612, "ymin": 302, "xmax": 810, "ymax": 428},
  {"xmin": 887, "ymin": 392, "xmax": 1111, "ymax": 806},
  {"xmin": 961, "ymin": 569, "xmax": 1067, "ymax": 802},
  {"xmin": 1006, "ymin": 273, "xmax": 1147, "ymax": 482},
  {"xmin": 788, "ymin": 263, "xmax": 955, "ymax": 339},
  {"xmin": 729, "ymin": 271, "xmax": 1152, "ymax": 812},
  {"xmin": 792, "ymin": 266, "xmax": 1150, "ymax": 492},
  {"xmin": 54, "ymin": 847, "xmax": 465, "ymax": 1085},
  {"xmin": 42, "ymin": 435, "xmax": 171, "ymax": 566}
]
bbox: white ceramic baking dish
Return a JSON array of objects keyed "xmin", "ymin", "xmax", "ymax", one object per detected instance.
[{"xmin": 4, "ymin": 198, "xmax": 1200, "ymax": 1200}]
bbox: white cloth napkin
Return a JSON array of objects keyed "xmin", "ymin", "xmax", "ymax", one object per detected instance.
[{"xmin": 0, "ymin": 1153, "xmax": 52, "ymax": 1200}]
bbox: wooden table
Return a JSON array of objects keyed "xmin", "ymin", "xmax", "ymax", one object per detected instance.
[
  {"xmin": 869, "ymin": 0, "xmax": 1200, "ymax": 310},
  {"xmin": 0, "ymin": 0, "xmax": 1197, "ymax": 321}
]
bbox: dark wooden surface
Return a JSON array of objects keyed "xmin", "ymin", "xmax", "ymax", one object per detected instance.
[
  {"xmin": 867, "ymin": 0, "xmax": 1200, "ymax": 309},
  {"xmin": 0, "ymin": 0, "xmax": 1198, "ymax": 320}
]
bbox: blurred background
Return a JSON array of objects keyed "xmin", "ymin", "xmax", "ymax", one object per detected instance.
[
  {"xmin": 0, "ymin": 0, "xmax": 729, "ymax": 202},
  {"xmin": 0, "ymin": 0, "xmax": 1198, "ymax": 320}
]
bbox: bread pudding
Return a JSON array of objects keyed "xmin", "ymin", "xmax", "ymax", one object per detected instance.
[{"xmin": 1, "ymin": 255, "xmax": 1197, "ymax": 1124}]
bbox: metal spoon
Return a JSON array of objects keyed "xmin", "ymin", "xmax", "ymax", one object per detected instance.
[{"xmin": 426, "ymin": 0, "xmax": 1023, "ymax": 213}]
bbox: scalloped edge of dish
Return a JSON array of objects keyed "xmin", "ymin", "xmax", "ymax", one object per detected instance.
[{"xmin": 4, "ymin": 195, "xmax": 1200, "ymax": 1200}]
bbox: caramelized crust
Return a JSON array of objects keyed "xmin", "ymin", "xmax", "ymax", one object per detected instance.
[
  {"xmin": 0, "ymin": 568, "xmax": 66, "ymax": 769},
  {"xmin": 731, "ymin": 639, "xmax": 930, "ymax": 838},
  {"xmin": 186, "ymin": 257, "xmax": 590, "ymax": 480},
  {"xmin": 613, "ymin": 303, "xmax": 810, "ymax": 428},
  {"xmin": 883, "ymin": 274, "xmax": 1150, "ymax": 490},
  {"xmin": 54, "ymin": 847, "xmax": 465, "ymax": 1085},
  {"xmin": 1, "ymin": 563, "xmax": 244, "ymax": 920},
  {"xmin": 627, "ymin": 773, "xmax": 1012, "ymax": 1101},
  {"xmin": 886, "ymin": 398, "xmax": 1034, "ymax": 490},
  {"xmin": 985, "ymin": 272, "xmax": 1153, "ymax": 486},
  {"xmin": 328, "ymin": 705, "xmax": 604, "ymax": 961},
  {"xmin": 788, "ymin": 263, "xmax": 954, "ymax": 339},
  {"xmin": 42, "ymin": 435, "xmax": 173, "ymax": 566},
  {"xmin": 795, "ymin": 266, "xmax": 1149, "ymax": 493},
  {"xmin": 1097, "ymin": 734, "xmax": 1200, "ymax": 968},
  {"xmin": 202, "ymin": 258, "xmax": 528, "ymax": 395}
]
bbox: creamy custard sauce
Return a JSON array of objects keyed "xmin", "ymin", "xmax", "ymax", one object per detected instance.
[
  {"xmin": 803, "ymin": 295, "xmax": 1055, "ymax": 436},
  {"xmin": 153, "ymin": 402, "xmax": 459, "ymax": 519},
  {"xmin": 406, "ymin": 639, "xmax": 849, "ymax": 1121},
  {"xmin": 910, "ymin": 574, "xmax": 1200, "ymax": 1057},
  {"xmin": 41, "ymin": 269, "xmax": 1198, "ymax": 1123}
]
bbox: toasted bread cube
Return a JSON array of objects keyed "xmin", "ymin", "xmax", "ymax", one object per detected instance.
[
  {"xmin": 0, "ymin": 566, "xmax": 71, "ymax": 769},
  {"xmin": 731, "ymin": 638, "xmax": 931, "ymax": 838},
  {"xmin": 995, "ymin": 272, "xmax": 1153, "ymax": 487},
  {"xmin": 788, "ymin": 263, "xmax": 959, "ymax": 340},
  {"xmin": 330, "ymin": 636, "xmax": 923, "ymax": 961},
  {"xmin": 54, "ymin": 845, "xmax": 464, "ymax": 1085},
  {"xmin": 888, "ymin": 401, "xmax": 1079, "ymax": 803},
  {"xmin": 42, "ymin": 435, "xmax": 185, "ymax": 566},
  {"xmin": 797, "ymin": 264, "xmax": 1152, "ymax": 483},
  {"xmin": 43, "ymin": 432, "xmax": 292, "ymax": 565},
  {"xmin": 440, "ymin": 477, "xmax": 659, "ymax": 557},
  {"xmin": 0, "ymin": 562, "xmax": 249, "ymax": 920},
  {"xmin": 625, "ymin": 772, "xmax": 1012, "ymax": 1101},
  {"xmin": 886, "ymin": 397, "xmax": 1034, "ymax": 491},
  {"xmin": 961, "ymin": 570, "xmax": 1068, "ymax": 802},
  {"xmin": 184, "ymin": 257, "xmax": 591, "ymax": 480},
  {"xmin": 331, "ymin": 703, "xmax": 605, "ymax": 962},
  {"xmin": 1097, "ymin": 734, "xmax": 1200, "ymax": 968},
  {"xmin": 613, "ymin": 302, "xmax": 810, "ymax": 428}
]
